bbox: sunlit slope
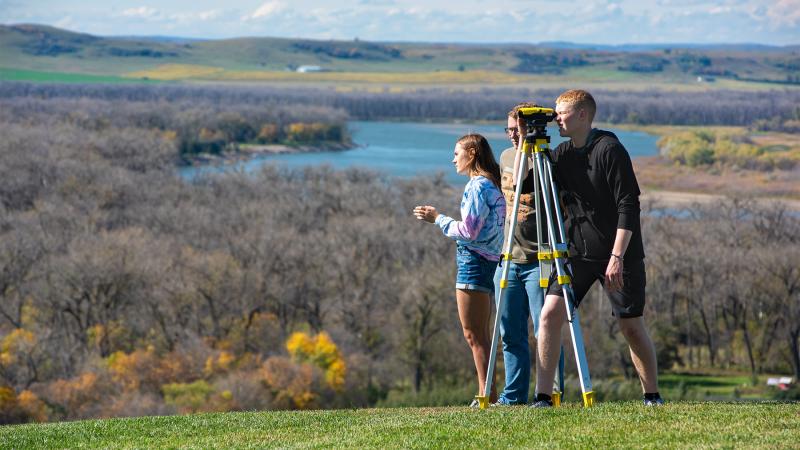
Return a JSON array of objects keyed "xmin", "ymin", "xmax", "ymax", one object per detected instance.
[{"xmin": 1, "ymin": 24, "xmax": 798, "ymax": 89}]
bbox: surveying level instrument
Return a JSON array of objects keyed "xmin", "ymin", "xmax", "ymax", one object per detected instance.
[{"xmin": 475, "ymin": 106, "xmax": 594, "ymax": 409}]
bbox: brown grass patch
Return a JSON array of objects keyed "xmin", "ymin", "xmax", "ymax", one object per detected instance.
[{"xmin": 634, "ymin": 156, "xmax": 800, "ymax": 200}]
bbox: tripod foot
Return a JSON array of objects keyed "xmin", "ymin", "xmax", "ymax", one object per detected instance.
[{"xmin": 582, "ymin": 391, "xmax": 595, "ymax": 408}]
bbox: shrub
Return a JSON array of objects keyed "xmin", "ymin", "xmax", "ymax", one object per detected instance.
[
  {"xmin": 214, "ymin": 370, "xmax": 272, "ymax": 411},
  {"xmin": 0, "ymin": 386, "xmax": 29, "ymax": 424},
  {"xmin": 162, "ymin": 380, "xmax": 214, "ymax": 414},
  {"xmin": 46, "ymin": 371, "xmax": 118, "ymax": 420},
  {"xmin": 658, "ymin": 128, "xmax": 797, "ymax": 170},
  {"xmin": 261, "ymin": 356, "xmax": 316, "ymax": 409}
]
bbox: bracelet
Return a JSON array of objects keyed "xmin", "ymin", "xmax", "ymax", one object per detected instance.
[{"xmin": 610, "ymin": 253, "xmax": 624, "ymax": 261}]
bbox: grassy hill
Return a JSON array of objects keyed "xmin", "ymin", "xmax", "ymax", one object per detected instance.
[
  {"xmin": 1, "ymin": 23, "xmax": 798, "ymax": 89},
  {"xmin": 1, "ymin": 402, "xmax": 798, "ymax": 448}
]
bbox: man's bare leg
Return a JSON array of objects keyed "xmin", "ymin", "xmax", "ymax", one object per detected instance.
[
  {"xmin": 534, "ymin": 294, "xmax": 567, "ymax": 398},
  {"xmin": 618, "ymin": 316, "xmax": 659, "ymax": 393}
]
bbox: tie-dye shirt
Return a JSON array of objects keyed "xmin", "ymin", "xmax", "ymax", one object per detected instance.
[{"xmin": 435, "ymin": 175, "xmax": 506, "ymax": 261}]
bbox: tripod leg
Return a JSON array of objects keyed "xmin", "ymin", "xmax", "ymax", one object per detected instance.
[
  {"xmin": 564, "ymin": 297, "xmax": 594, "ymax": 407},
  {"xmin": 533, "ymin": 142, "xmax": 595, "ymax": 408},
  {"xmin": 559, "ymin": 348, "xmax": 565, "ymax": 396},
  {"xmin": 552, "ymin": 346, "xmax": 565, "ymax": 406},
  {"xmin": 475, "ymin": 141, "xmax": 532, "ymax": 410}
]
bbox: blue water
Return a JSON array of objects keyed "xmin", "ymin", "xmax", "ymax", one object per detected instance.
[{"xmin": 181, "ymin": 121, "xmax": 660, "ymax": 184}]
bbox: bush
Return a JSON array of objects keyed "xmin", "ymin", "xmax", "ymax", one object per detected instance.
[
  {"xmin": 0, "ymin": 386, "xmax": 29, "ymax": 424},
  {"xmin": 45, "ymin": 371, "xmax": 119, "ymax": 420},
  {"xmin": 162, "ymin": 380, "xmax": 214, "ymax": 414},
  {"xmin": 774, "ymin": 384, "xmax": 800, "ymax": 401},
  {"xmin": 658, "ymin": 128, "xmax": 798, "ymax": 170}
]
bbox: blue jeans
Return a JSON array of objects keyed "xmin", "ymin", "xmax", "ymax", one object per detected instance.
[{"xmin": 494, "ymin": 262, "xmax": 544, "ymax": 405}]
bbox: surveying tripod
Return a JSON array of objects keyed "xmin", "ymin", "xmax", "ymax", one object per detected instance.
[{"xmin": 475, "ymin": 106, "xmax": 594, "ymax": 409}]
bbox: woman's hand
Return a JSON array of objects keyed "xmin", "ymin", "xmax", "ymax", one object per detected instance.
[{"xmin": 413, "ymin": 205, "xmax": 438, "ymax": 223}]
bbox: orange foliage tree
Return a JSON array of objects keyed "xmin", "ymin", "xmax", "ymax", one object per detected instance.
[{"xmin": 0, "ymin": 388, "xmax": 50, "ymax": 424}]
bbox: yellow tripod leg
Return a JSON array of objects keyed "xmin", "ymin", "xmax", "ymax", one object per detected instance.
[{"xmin": 583, "ymin": 391, "xmax": 595, "ymax": 408}]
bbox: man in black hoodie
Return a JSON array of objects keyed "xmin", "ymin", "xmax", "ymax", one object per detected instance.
[{"xmin": 530, "ymin": 90, "xmax": 663, "ymax": 407}]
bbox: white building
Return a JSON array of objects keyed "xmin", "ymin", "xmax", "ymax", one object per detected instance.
[{"xmin": 296, "ymin": 65, "xmax": 323, "ymax": 73}]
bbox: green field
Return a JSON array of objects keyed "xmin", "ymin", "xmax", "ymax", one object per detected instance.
[
  {"xmin": 2, "ymin": 402, "xmax": 798, "ymax": 448},
  {"xmin": 0, "ymin": 67, "xmax": 162, "ymax": 84}
]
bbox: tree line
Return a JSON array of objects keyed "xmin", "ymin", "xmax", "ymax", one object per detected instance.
[
  {"xmin": 0, "ymin": 86, "xmax": 798, "ymax": 424},
  {"xmin": 2, "ymin": 82, "xmax": 799, "ymax": 126},
  {"xmin": 0, "ymin": 85, "xmax": 350, "ymax": 163}
]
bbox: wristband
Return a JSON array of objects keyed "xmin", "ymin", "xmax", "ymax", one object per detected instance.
[{"xmin": 610, "ymin": 253, "xmax": 623, "ymax": 261}]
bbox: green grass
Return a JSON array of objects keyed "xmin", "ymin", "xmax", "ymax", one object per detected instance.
[
  {"xmin": 0, "ymin": 67, "xmax": 162, "ymax": 84},
  {"xmin": 659, "ymin": 373, "xmax": 754, "ymax": 397},
  {"xmin": 2, "ymin": 402, "xmax": 798, "ymax": 448}
]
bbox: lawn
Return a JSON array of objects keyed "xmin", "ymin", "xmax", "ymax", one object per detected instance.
[
  {"xmin": 659, "ymin": 373, "xmax": 756, "ymax": 398},
  {"xmin": 2, "ymin": 402, "xmax": 798, "ymax": 449}
]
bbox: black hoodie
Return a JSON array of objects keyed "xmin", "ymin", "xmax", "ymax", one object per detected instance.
[{"xmin": 550, "ymin": 129, "xmax": 645, "ymax": 262}]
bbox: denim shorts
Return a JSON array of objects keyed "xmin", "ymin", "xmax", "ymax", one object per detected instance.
[{"xmin": 455, "ymin": 245, "xmax": 499, "ymax": 294}]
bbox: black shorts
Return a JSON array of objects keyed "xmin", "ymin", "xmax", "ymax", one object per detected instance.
[{"xmin": 545, "ymin": 258, "xmax": 646, "ymax": 318}]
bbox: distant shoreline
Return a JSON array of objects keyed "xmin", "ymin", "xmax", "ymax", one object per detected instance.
[
  {"xmin": 182, "ymin": 141, "xmax": 354, "ymax": 166},
  {"xmin": 641, "ymin": 190, "xmax": 800, "ymax": 211}
]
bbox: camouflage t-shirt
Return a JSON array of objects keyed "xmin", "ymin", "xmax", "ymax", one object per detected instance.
[{"xmin": 499, "ymin": 147, "xmax": 545, "ymax": 264}]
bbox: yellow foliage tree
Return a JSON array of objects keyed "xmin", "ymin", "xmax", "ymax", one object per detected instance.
[
  {"xmin": 107, "ymin": 346, "xmax": 157, "ymax": 391},
  {"xmin": 203, "ymin": 351, "xmax": 236, "ymax": 377},
  {"xmin": 284, "ymin": 122, "xmax": 335, "ymax": 143},
  {"xmin": 106, "ymin": 346, "xmax": 195, "ymax": 393},
  {"xmin": 87, "ymin": 321, "xmax": 130, "ymax": 355},
  {"xmin": 198, "ymin": 127, "xmax": 224, "ymax": 141},
  {"xmin": 286, "ymin": 331, "xmax": 346, "ymax": 391},
  {"xmin": 0, "ymin": 329, "xmax": 36, "ymax": 366}
]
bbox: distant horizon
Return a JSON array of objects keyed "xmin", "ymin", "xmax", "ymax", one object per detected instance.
[
  {"xmin": 1, "ymin": 1, "xmax": 798, "ymax": 46},
  {"xmin": 6, "ymin": 22, "xmax": 799, "ymax": 49}
]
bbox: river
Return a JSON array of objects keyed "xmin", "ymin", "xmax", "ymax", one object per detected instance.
[{"xmin": 180, "ymin": 121, "xmax": 660, "ymax": 184}]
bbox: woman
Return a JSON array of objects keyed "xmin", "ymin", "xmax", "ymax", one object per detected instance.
[{"xmin": 413, "ymin": 133, "xmax": 505, "ymax": 406}]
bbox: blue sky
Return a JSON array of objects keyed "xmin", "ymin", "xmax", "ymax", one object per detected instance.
[{"xmin": 1, "ymin": 0, "xmax": 798, "ymax": 45}]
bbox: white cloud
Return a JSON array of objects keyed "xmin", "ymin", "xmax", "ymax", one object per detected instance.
[
  {"xmin": 171, "ymin": 9, "xmax": 221, "ymax": 23},
  {"xmin": 197, "ymin": 10, "xmax": 220, "ymax": 21},
  {"xmin": 121, "ymin": 6, "xmax": 159, "ymax": 19},
  {"xmin": 244, "ymin": 1, "xmax": 287, "ymax": 20},
  {"xmin": 54, "ymin": 15, "xmax": 76, "ymax": 29},
  {"xmin": 708, "ymin": 6, "xmax": 733, "ymax": 14},
  {"xmin": 764, "ymin": 0, "xmax": 800, "ymax": 28}
]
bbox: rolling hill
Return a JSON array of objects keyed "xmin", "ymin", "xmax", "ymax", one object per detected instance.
[{"xmin": 0, "ymin": 23, "xmax": 798, "ymax": 88}]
